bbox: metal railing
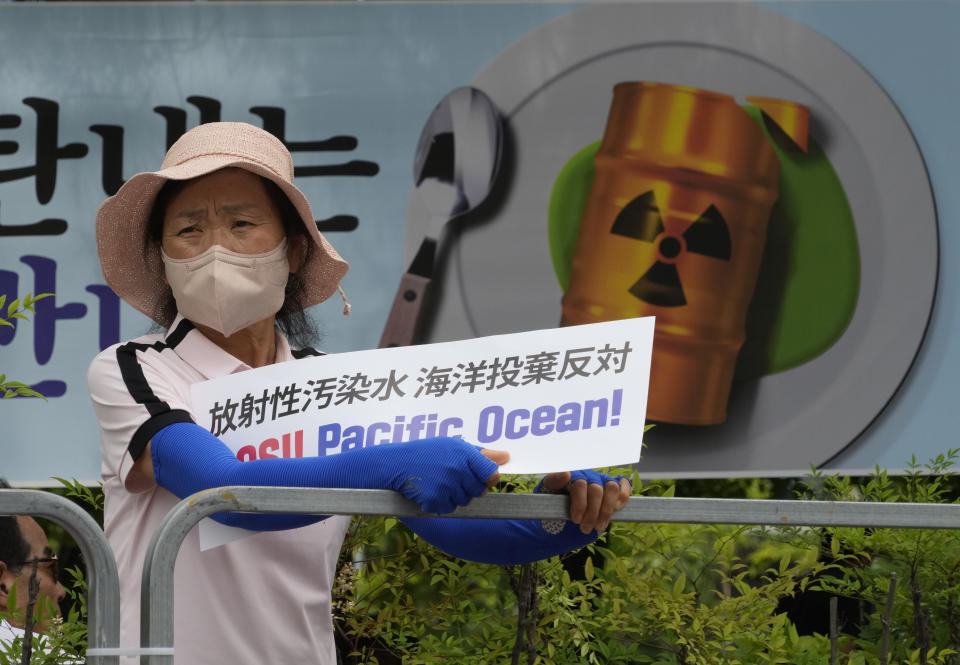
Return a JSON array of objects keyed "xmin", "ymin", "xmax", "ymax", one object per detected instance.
[
  {"xmin": 139, "ymin": 487, "xmax": 960, "ymax": 665},
  {"xmin": 0, "ymin": 489, "xmax": 120, "ymax": 665}
]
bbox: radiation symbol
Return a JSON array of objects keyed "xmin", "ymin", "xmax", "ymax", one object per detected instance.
[{"xmin": 610, "ymin": 191, "xmax": 732, "ymax": 307}]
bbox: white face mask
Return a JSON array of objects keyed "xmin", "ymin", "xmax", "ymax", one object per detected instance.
[{"xmin": 161, "ymin": 239, "xmax": 290, "ymax": 337}]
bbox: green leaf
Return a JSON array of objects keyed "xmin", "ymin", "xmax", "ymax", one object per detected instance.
[
  {"xmin": 6, "ymin": 298, "xmax": 20, "ymax": 318},
  {"xmin": 779, "ymin": 552, "xmax": 791, "ymax": 575},
  {"xmin": 14, "ymin": 387, "xmax": 46, "ymax": 400},
  {"xmin": 0, "ymin": 294, "xmax": 5, "ymax": 313},
  {"xmin": 673, "ymin": 573, "xmax": 686, "ymax": 597},
  {"xmin": 787, "ymin": 621, "xmax": 799, "ymax": 646}
]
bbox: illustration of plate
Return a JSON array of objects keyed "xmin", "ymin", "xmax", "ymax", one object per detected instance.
[{"xmin": 403, "ymin": 3, "xmax": 938, "ymax": 476}]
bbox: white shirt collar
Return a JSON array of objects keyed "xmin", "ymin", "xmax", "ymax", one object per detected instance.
[{"xmin": 165, "ymin": 314, "xmax": 294, "ymax": 379}]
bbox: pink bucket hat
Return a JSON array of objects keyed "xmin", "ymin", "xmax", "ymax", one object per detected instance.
[{"xmin": 95, "ymin": 121, "xmax": 349, "ymax": 326}]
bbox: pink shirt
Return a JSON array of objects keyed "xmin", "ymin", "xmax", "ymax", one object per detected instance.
[{"xmin": 88, "ymin": 316, "xmax": 350, "ymax": 665}]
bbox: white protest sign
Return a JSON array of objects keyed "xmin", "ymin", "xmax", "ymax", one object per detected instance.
[{"xmin": 191, "ymin": 316, "xmax": 653, "ymax": 549}]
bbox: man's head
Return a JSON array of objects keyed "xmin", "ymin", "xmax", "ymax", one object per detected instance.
[{"xmin": 0, "ymin": 480, "xmax": 65, "ymax": 631}]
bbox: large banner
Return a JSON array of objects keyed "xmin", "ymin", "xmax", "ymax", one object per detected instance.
[{"xmin": 0, "ymin": 2, "xmax": 953, "ymax": 483}]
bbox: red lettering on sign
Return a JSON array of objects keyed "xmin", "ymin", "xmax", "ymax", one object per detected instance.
[{"xmin": 235, "ymin": 430, "xmax": 305, "ymax": 461}]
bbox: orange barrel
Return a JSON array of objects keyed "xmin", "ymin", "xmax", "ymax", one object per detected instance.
[{"xmin": 561, "ymin": 82, "xmax": 799, "ymax": 425}]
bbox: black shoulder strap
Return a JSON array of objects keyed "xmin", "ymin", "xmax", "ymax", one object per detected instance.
[
  {"xmin": 115, "ymin": 339, "xmax": 193, "ymax": 460},
  {"xmin": 291, "ymin": 346, "xmax": 325, "ymax": 359}
]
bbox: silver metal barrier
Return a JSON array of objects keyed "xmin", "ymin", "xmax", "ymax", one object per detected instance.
[
  {"xmin": 140, "ymin": 487, "xmax": 960, "ymax": 664},
  {"xmin": 0, "ymin": 489, "xmax": 120, "ymax": 665}
]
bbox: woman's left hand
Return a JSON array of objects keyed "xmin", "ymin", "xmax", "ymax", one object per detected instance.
[{"xmin": 541, "ymin": 470, "xmax": 632, "ymax": 534}]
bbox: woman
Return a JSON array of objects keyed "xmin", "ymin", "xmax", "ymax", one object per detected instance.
[{"xmin": 88, "ymin": 122, "xmax": 630, "ymax": 664}]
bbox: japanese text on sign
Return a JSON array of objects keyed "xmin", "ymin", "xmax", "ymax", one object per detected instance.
[{"xmin": 206, "ymin": 341, "xmax": 633, "ymax": 437}]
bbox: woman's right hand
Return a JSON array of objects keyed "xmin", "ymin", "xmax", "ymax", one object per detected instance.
[{"xmin": 385, "ymin": 437, "xmax": 508, "ymax": 514}]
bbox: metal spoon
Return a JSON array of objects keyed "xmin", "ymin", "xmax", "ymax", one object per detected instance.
[{"xmin": 378, "ymin": 86, "xmax": 503, "ymax": 348}]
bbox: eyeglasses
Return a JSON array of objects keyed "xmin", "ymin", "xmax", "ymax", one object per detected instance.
[{"xmin": 13, "ymin": 555, "xmax": 59, "ymax": 580}]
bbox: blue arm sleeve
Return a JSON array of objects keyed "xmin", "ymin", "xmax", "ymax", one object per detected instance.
[
  {"xmin": 399, "ymin": 516, "xmax": 598, "ymax": 565},
  {"xmin": 398, "ymin": 470, "xmax": 628, "ymax": 565},
  {"xmin": 150, "ymin": 422, "xmax": 498, "ymax": 531}
]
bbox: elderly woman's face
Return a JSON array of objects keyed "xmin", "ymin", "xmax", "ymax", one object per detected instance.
[{"xmin": 161, "ymin": 168, "xmax": 287, "ymax": 260}]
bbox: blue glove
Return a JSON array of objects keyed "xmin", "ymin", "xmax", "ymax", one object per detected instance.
[
  {"xmin": 534, "ymin": 469, "xmax": 628, "ymax": 495},
  {"xmin": 150, "ymin": 422, "xmax": 498, "ymax": 529},
  {"xmin": 569, "ymin": 469, "xmax": 627, "ymax": 488}
]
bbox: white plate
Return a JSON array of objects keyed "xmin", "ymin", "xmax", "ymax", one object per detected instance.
[{"xmin": 405, "ymin": 3, "xmax": 938, "ymax": 476}]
